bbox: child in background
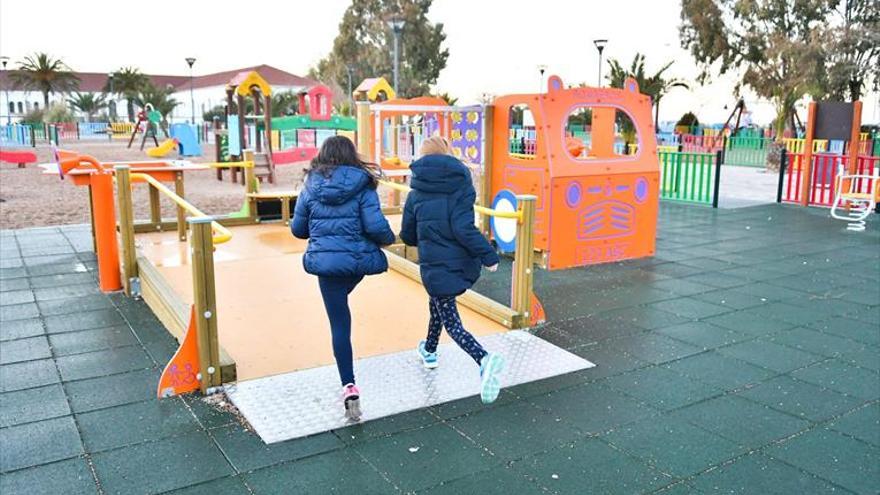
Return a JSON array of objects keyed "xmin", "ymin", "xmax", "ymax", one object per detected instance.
[
  {"xmin": 399, "ymin": 136, "xmax": 506, "ymax": 404},
  {"xmin": 292, "ymin": 136, "xmax": 395, "ymax": 420}
]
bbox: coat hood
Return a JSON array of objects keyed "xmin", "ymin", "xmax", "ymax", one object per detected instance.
[
  {"xmin": 410, "ymin": 154, "xmax": 472, "ymax": 194},
  {"xmin": 306, "ymin": 165, "xmax": 372, "ymax": 205}
]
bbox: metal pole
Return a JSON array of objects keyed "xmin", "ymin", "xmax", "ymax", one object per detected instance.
[
  {"xmin": 1, "ymin": 58, "xmax": 9, "ymax": 124},
  {"xmin": 776, "ymin": 149, "xmax": 787, "ymax": 203},
  {"xmin": 186, "ymin": 57, "xmax": 196, "ymax": 124},
  {"xmin": 597, "ymin": 49, "xmax": 604, "ymax": 87},
  {"xmin": 392, "ymin": 32, "xmax": 400, "ymax": 92},
  {"xmin": 346, "ymin": 66, "xmax": 354, "ymax": 116}
]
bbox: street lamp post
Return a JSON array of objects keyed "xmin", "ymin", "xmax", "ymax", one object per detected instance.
[
  {"xmin": 1, "ymin": 56, "xmax": 10, "ymax": 124},
  {"xmin": 107, "ymin": 73, "xmax": 116, "ymax": 122},
  {"xmin": 593, "ymin": 39, "xmax": 608, "ymax": 87},
  {"xmin": 185, "ymin": 57, "xmax": 196, "ymax": 124},
  {"xmin": 387, "ymin": 18, "xmax": 405, "ymax": 92},
  {"xmin": 345, "ymin": 65, "xmax": 354, "ymax": 116}
]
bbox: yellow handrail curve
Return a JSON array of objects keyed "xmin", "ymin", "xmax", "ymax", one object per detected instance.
[
  {"xmin": 379, "ymin": 179, "xmax": 523, "ymax": 221},
  {"xmin": 202, "ymin": 161, "xmax": 254, "ymax": 169},
  {"xmin": 131, "ymin": 173, "xmax": 233, "ymax": 244}
]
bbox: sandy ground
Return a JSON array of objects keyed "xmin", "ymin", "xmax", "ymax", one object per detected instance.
[{"xmin": 0, "ymin": 142, "xmax": 309, "ymax": 229}]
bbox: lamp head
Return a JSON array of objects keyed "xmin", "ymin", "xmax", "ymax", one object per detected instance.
[
  {"xmin": 593, "ymin": 39, "xmax": 608, "ymax": 53},
  {"xmin": 185, "ymin": 57, "xmax": 196, "ymax": 68}
]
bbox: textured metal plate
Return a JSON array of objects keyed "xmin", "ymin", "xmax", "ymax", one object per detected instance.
[{"xmin": 226, "ymin": 331, "xmax": 594, "ymax": 444}]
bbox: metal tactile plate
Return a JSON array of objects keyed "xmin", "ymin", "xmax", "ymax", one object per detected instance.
[{"xmin": 226, "ymin": 330, "xmax": 594, "ymax": 444}]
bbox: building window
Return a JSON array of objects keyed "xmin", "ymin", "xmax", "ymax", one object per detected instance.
[
  {"xmin": 7, "ymin": 102, "xmax": 13, "ymax": 114},
  {"xmin": 17, "ymin": 102, "xmax": 23, "ymax": 114},
  {"xmin": 33, "ymin": 102, "xmax": 39, "ymax": 111}
]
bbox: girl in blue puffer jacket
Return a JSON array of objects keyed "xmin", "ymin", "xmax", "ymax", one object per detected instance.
[
  {"xmin": 292, "ymin": 136, "xmax": 395, "ymax": 420},
  {"xmin": 400, "ymin": 136, "xmax": 506, "ymax": 404}
]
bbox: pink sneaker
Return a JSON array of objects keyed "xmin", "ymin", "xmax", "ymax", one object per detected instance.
[{"xmin": 342, "ymin": 383, "xmax": 362, "ymax": 421}]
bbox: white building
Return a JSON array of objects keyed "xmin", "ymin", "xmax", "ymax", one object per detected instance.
[{"xmin": 0, "ymin": 64, "xmax": 317, "ymax": 125}]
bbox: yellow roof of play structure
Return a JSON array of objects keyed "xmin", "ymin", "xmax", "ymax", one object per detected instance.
[
  {"xmin": 228, "ymin": 71, "xmax": 272, "ymax": 97},
  {"xmin": 354, "ymin": 77, "xmax": 396, "ymax": 101}
]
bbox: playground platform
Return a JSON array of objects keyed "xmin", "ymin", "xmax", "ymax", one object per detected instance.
[{"xmin": 1, "ymin": 202, "xmax": 877, "ymax": 494}]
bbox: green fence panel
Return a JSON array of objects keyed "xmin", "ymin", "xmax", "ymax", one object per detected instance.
[
  {"xmin": 724, "ymin": 136, "xmax": 770, "ymax": 167},
  {"xmin": 659, "ymin": 151, "xmax": 717, "ymax": 205}
]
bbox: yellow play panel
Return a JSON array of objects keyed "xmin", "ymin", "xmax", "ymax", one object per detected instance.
[{"xmin": 136, "ymin": 223, "xmax": 505, "ymax": 381}]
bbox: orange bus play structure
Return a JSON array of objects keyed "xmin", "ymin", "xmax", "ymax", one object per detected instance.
[{"xmin": 490, "ymin": 76, "xmax": 659, "ymax": 270}]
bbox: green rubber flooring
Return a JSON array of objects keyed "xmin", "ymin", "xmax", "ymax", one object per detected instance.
[{"xmin": 0, "ymin": 203, "xmax": 877, "ymax": 494}]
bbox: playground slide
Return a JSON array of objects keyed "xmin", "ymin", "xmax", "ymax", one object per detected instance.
[
  {"xmin": 170, "ymin": 124, "xmax": 203, "ymax": 157},
  {"xmin": 146, "ymin": 138, "xmax": 178, "ymax": 158}
]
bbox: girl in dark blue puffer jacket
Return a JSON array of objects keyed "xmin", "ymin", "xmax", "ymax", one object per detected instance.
[
  {"xmin": 400, "ymin": 136, "xmax": 506, "ymax": 404},
  {"xmin": 292, "ymin": 136, "xmax": 395, "ymax": 419}
]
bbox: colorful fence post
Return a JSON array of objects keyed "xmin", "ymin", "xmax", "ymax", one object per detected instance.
[
  {"xmin": 776, "ymin": 149, "xmax": 787, "ymax": 203},
  {"xmin": 712, "ymin": 150, "xmax": 722, "ymax": 208}
]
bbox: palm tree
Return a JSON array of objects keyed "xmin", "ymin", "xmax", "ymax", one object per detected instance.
[
  {"xmin": 105, "ymin": 67, "xmax": 149, "ymax": 122},
  {"xmin": 67, "ymin": 92, "xmax": 108, "ymax": 122},
  {"xmin": 607, "ymin": 53, "xmax": 689, "ymax": 129},
  {"xmin": 134, "ymin": 82, "xmax": 180, "ymax": 127},
  {"xmin": 271, "ymin": 91, "xmax": 300, "ymax": 117},
  {"xmin": 10, "ymin": 53, "xmax": 80, "ymax": 108}
]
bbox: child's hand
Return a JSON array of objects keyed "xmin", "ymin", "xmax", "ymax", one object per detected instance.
[{"xmin": 485, "ymin": 264, "xmax": 498, "ymax": 272}]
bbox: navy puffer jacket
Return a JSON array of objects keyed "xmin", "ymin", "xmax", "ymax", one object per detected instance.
[
  {"xmin": 400, "ymin": 154, "xmax": 500, "ymax": 297},
  {"xmin": 292, "ymin": 165, "xmax": 395, "ymax": 277}
]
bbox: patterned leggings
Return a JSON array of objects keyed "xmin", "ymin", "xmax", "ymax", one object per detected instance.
[{"xmin": 424, "ymin": 296, "xmax": 488, "ymax": 365}]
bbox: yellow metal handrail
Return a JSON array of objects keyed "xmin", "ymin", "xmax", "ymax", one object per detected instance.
[
  {"xmin": 379, "ymin": 179, "xmax": 522, "ymax": 221},
  {"xmin": 131, "ymin": 173, "xmax": 233, "ymax": 244}
]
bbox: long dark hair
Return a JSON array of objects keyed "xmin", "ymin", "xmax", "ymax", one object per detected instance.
[{"xmin": 306, "ymin": 136, "xmax": 381, "ymax": 188}]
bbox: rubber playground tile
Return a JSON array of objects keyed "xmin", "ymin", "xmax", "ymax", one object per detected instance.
[
  {"xmin": 715, "ymin": 339, "xmax": 824, "ymax": 373},
  {"xmin": 0, "ymin": 277, "xmax": 29, "ymax": 292},
  {"xmin": 526, "ymin": 383, "xmax": 656, "ymax": 435},
  {"xmin": 607, "ymin": 333, "xmax": 703, "ymax": 365},
  {"xmin": 0, "ymin": 384, "xmax": 70, "ymax": 428},
  {"xmin": 790, "ymin": 359, "xmax": 880, "ymax": 400},
  {"xmin": 0, "ymin": 289, "xmax": 35, "ymax": 306},
  {"xmin": 689, "ymin": 453, "xmax": 840, "ymax": 495},
  {"xmin": 647, "ymin": 298, "xmax": 732, "ymax": 320},
  {"xmin": 421, "ymin": 465, "xmax": 545, "ymax": 495},
  {"xmin": 828, "ymin": 403, "xmax": 880, "ymax": 446},
  {"xmin": 182, "ymin": 394, "xmax": 238, "ymax": 430},
  {"xmin": 702, "ymin": 311, "xmax": 794, "ymax": 337},
  {"xmin": 0, "ymin": 457, "xmax": 96, "ymax": 495},
  {"xmin": 0, "ymin": 302, "xmax": 39, "ymax": 322},
  {"xmin": 604, "ymin": 416, "xmax": 742, "ymax": 478},
  {"xmin": 0, "ymin": 335, "xmax": 52, "ymax": 364},
  {"xmin": 651, "ymin": 278, "xmax": 718, "ymax": 296},
  {"xmin": 718, "ymin": 265, "xmax": 790, "ymax": 282},
  {"xmin": 653, "ymin": 481, "xmax": 702, "ymax": 494},
  {"xmin": 0, "ymin": 358, "xmax": 60, "ymax": 393},
  {"xmin": 25, "ymin": 260, "xmax": 88, "ymax": 278},
  {"xmin": 691, "ymin": 288, "xmax": 769, "ymax": 311},
  {"xmin": 43, "ymin": 308, "xmax": 125, "ymax": 334},
  {"xmin": 36, "ymin": 294, "xmax": 114, "ymax": 317},
  {"xmin": 727, "ymin": 282, "xmax": 808, "ymax": 303},
  {"xmin": 426, "ymin": 389, "xmax": 518, "ymax": 420},
  {"xmin": 603, "ymin": 366, "xmax": 723, "ymax": 412},
  {"xmin": 245, "ymin": 448, "xmax": 394, "ymax": 495},
  {"xmin": 77, "ymin": 398, "xmax": 201, "ymax": 453},
  {"xmin": 546, "ymin": 314, "xmax": 645, "ymax": 344},
  {"xmin": 564, "ymin": 342, "xmax": 650, "ymax": 382},
  {"xmin": 766, "ymin": 428, "xmax": 880, "ymax": 495},
  {"xmin": 837, "ymin": 345, "xmax": 880, "ymax": 373},
  {"xmin": 165, "ymin": 476, "xmax": 250, "ymax": 495},
  {"xmin": 334, "ymin": 408, "xmax": 437, "ymax": 444},
  {"xmin": 511, "ymin": 437, "xmax": 672, "ymax": 494},
  {"xmin": 218, "ymin": 423, "xmax": 343, "ymax": 472},
  {"xmin": 55, "ymin": 345, "xmax": 153, "ymax": 382},
  {"xmin": 599, "ymin": 306, "xmax": 690, "ymax": 331},
  {"xmin": 65, "ymin": 368, "xmax": 161, "ymax": 413},
  {"xmin": 678, "ymin": 257, "xmax": 738, "ymax": 273},
  {"xmin": 750, "ymin": 301, "xmax": 840, "ymax": 327},
  {"xmin": 28, "ymin": 272, "xmax": 95, "ymax": 289},
  {"xmin": 0, "ymin": 266, "xmax": 28, "ymax": 279},
  {"xmin": 447, "ymin": 400, "xmax": 582, "ymax": 462},
  {"xmin": 32, "ymin": 283, "xmax": 101, "ymax": 302},
  {"xmin": 91, "ymin": 431, "xmax": 232, "ymax": 495},
  {"xmin": 671, "ymin": 395, "xmax": 809, "ymax": 448},
  {"xmin": 771, "ymin": 327, "xmax": 880, "ymax": 359},
  {"xmin": 48, "ymin": 326, "xmax": 139, "ymax": 357},
  {"xmin": 807, "ymin": 317, "xmax": 880, "ymax": 346},
  {"xmin": 0, "ymin": 317, "xmax": 44, "ymax": 342},
  {"xmin": 663, "ymin": 352, "xmax": 775, "ymax": 391},
  {"xmin": 655, "ymin": 321, "xmax": 753, "ymax": 350},
  {"xmin": 737, "ymin": 376, "xmax": 862, "ymax": 422},
  {"xmin": 353, "ymin": 422, "xmax": 496, "ymax": 492},
  {"xmin": 643, "ymin": 262, "xmax": 704, "ymax": 279},
  {"xmin": 0, "ymin": 416, "xmax": 83, "ymax": 473},
  {"xmin": 682, "ymin": 272, "xmax": 751, "ymax": 289}
]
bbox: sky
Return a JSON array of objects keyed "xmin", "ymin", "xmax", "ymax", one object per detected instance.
[{"xmin": 1, "ymin": 0, "xmax": 878, "ymax": 125}]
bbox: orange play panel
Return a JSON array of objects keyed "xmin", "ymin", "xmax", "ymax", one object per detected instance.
[{"xmin": 136, "ymin": 223, "xmax": 505, "ymax": 381}]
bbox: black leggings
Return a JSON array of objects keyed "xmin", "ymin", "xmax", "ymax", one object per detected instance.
[
  {"xmin": 424, "ymin": 296, "xmax": 487, "ymax": 365},
  {"xmin": 317, "ymin": 275, "xmax": 363, "ymax": 385}
]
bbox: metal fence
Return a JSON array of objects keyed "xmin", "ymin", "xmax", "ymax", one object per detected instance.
[
  {"xmin": 659, "ymin": 150, "xmax": 722, "ymax": 207},
  {"xmin": 779, "ymin": 152, "xmax": 879, "ymax": 207}
]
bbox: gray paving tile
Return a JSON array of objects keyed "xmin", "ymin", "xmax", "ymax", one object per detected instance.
[
  {"xmin": 738, "ymin": 376, "xmax": 863, "ymax": 422},
  {"xmin": 828, "ymin": 403, "xmax": 880, "ymax": 447},
  {"xmin": 0, "ymin": 457, "xmax": 97, "ymax": 495},
  {"xmin": 691, "ymin": 453, "xmax": 841, "ymax": 494},
  {"xmin": 49, "ymin": 326, "xmax": 139, "ymax": 356},
  {"xmin": 56, "ymin": 346, "xmax": 153, "ymax": 382},
  {"xmin": 0, "ymin": 384, "xmax": 71, "ymax": 428},
  {"xmin": 0, "ymin": 318, "xmax": 44, "ymax": 342},
  {"xmin": 791, "ymin": 359, "xmax": 880, "ymax": 400},
  {"xmin": 664, "ymin": 352, "xmax": 776, "ymax": 391},
  {"xmin": 245, "ymin": 448, "xmax": 394, "ymax": 494},
  {"xmin": 0, "ymin": 289, "xmax": 34, "ymax": 306},
  {"xmin": 65, "ymin": 368, "xmax": 161, "ymax": 412},
  {"xmin": 0, "ymin": 302, "xmax": 39, "ymax": 322},
  {"xmin": 0, "ymin": 359, "xmax": 60, "ymax": 393},
  {"xmin": 43, "ymin": 308, "xmax": 125, "ymax": 334},
  {"xmin": 213, "ymin": 425, "xmax": 342, "ymax": 472},
  {"xmin": 77, "ymin": 398, "xmax": 201, "ymax": 452},
  {"xmin": 0, "ymin": 416, "xmax": 83, "ymax": 472},
  {"xmin": 716, "ymin": 339, "xmax": 825, "ymax": 373},
  {"xmin": 0, "ymin": 336, "xmax": 52, "ymax": 364}
]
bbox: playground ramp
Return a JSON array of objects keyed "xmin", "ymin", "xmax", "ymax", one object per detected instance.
[{"xmin": 136, "ymin": 222, "xmax": 592, "ymax": 443}]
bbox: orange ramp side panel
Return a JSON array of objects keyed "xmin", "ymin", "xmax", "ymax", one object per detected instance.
[{"xmin": 157, "ymin": 306, "xmax": 201, "ymax": 398}]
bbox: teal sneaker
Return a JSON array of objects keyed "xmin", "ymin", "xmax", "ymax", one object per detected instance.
[
  {"xmin": 479, "ymin": 353, "xmax": 505, "ymax": 404},
  {"xmin": 417, "ymin": 340, "xmax": 439, "ymax": 369}
]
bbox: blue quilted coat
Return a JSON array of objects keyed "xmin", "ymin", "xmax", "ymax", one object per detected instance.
[
  {"xmin": 292, "ymin": 165, "xmax": 395, "ymax": 277},
  {"xmin": 400, "ymin": 154, "xmax": 500, "ymax": 297}
]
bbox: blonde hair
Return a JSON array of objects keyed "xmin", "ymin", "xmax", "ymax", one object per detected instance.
[{"xmin": 419, "ymin": 135, "xmax": 452, "ymax": 156}]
